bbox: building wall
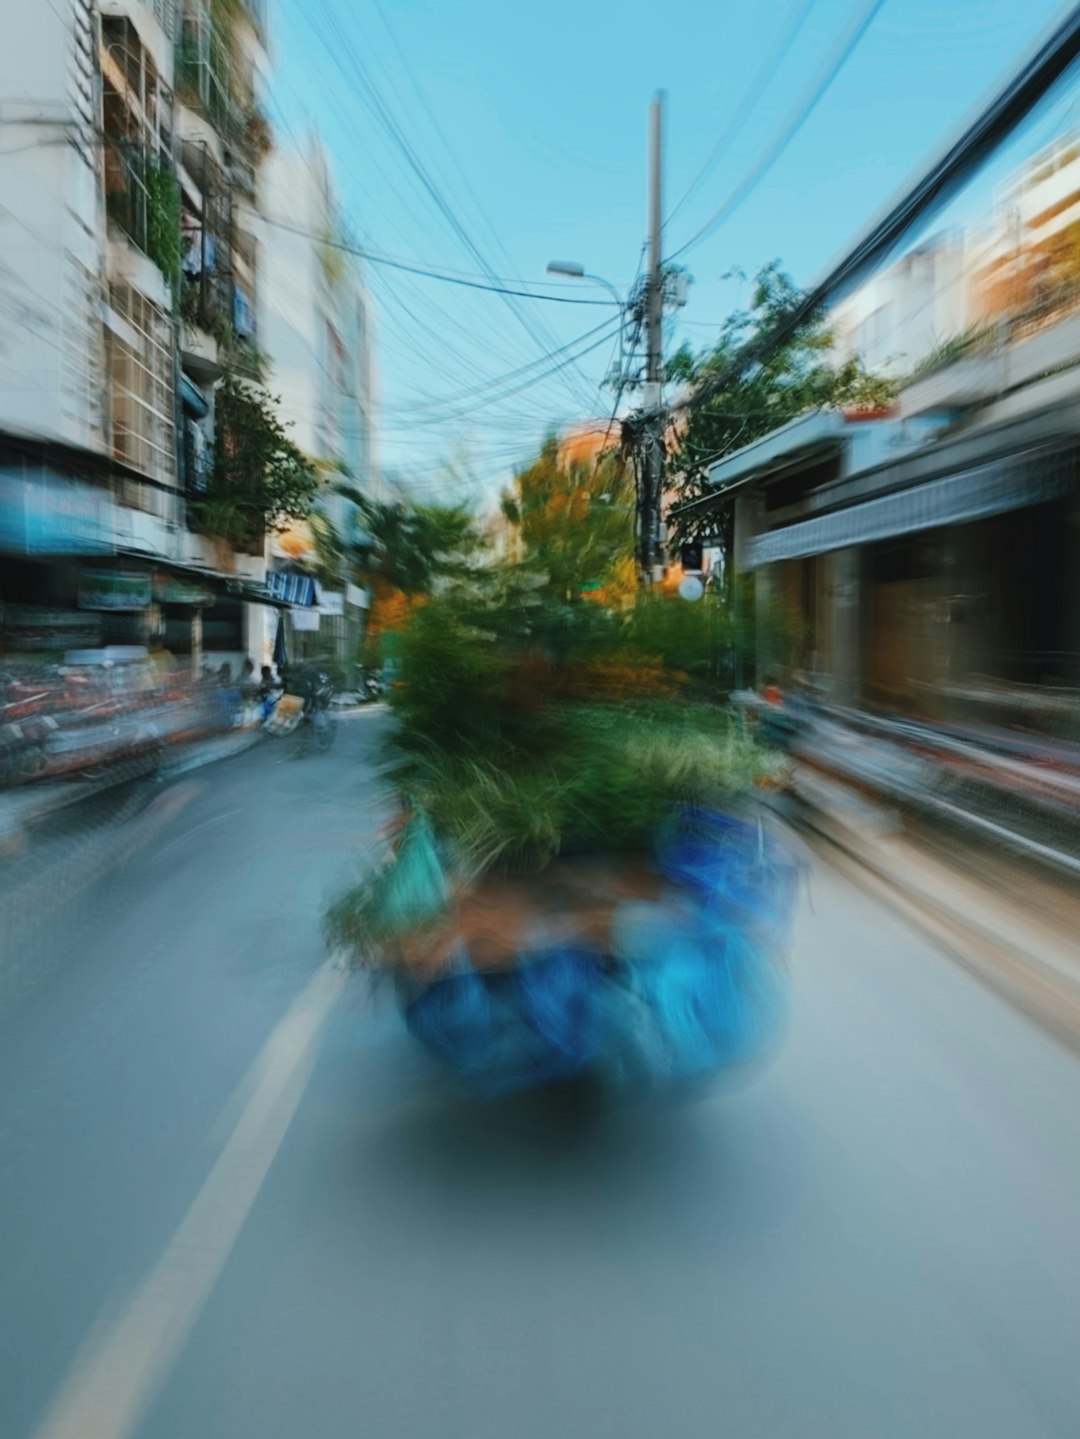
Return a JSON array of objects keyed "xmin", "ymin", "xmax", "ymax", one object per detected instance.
[
  {"xmin": 259, "ymin": 139, "xmax": 374, "ymax": 482},
  {"xmin": 0, "ymin": 0, "xmax": 107, "ymax": 454},
  {"xmin": 830, "ymin": 237, "xmax": 972, "ymax": 377},
  {"xmin": 258, "ymin": 136, "xmax": 377, "ymax": 670},
  {"xmin": 973, "ymin": 130, "xmax": 1080, "ymax": 333},
  {"xmin": 0, "ymin": 0, "xmax": 283, "ymax": 677}
]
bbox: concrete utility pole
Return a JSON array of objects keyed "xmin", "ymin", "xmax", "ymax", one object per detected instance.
[{"xmin": 641, "ymin": 91, "xmax": 666, "ymax": 582}]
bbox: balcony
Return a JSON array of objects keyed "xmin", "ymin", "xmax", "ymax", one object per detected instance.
[
  {"xmin": 903, "ymin": 308, "xmax": 1080, "ymax": 421},
  {"xmin": 104, "ymin": 144, "xmax": 181, "ymax": 298},
  {"xmin": 175, "ymin": 43, "xmax": 237, "ymax": 142},
  {"xmin": 99, "ymin": 1, "xmax": 175, "ymax": 75}
]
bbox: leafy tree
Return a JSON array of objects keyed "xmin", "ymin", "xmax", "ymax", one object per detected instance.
[
  {"xmin": 334, "ymin": 488, "xmax": 482, "ymax": 597},
  {"xmin": 666, "ymin": 262, "xmax": 896, "ymax": 589},
  {"xmin": 192, "ymin": 373, "xmax": 319, "ymax": 552},
  {"xmin": 501, "ymin": 436, "xmax": 635, "ymax": 603},
  {"xmin": 320, "ymin": 486, "xmax": 484, "ymax": 658}
]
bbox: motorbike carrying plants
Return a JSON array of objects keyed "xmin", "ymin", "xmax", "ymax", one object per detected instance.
[{"xmin": 327, "ymin": 567, "xmax": 783, "ymax": 972}]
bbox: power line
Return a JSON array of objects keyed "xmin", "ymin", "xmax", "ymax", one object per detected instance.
[
  {"xmin": 387, "ymin": 324, "xmax": 623, "ymax": 426},
  {"xmin": 304, "ymin": 0, "xmax": 600, "ymax": 414},
  {"xmin": 363, "ymin": 0, "xmax": 613, "ymax": 411},
  {"xmin": 259, "ymin": 216, "xmax": 613, "ymax": 303},
  {"xmin": 259, "ymin": 1, "xmax": 621, "ymax": 463},
  {"xmin": 379, "ymin": 315, "xmax": 622, "ymax": 417},
  {"xmin": 665, "ymin": 0, "xmax": 819, "ymax": 228},
  {"xmin": 669, "ymin": 0, "xmax": 1080, "ymax": 424},
  {"xmin": 669, "ymin": 0, "xmax": 889, "ymax": 261}
]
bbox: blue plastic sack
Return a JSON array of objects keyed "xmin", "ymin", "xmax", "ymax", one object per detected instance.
[
  {"xmin": 627, "ymin": 939, "xmax": 787, "ymax": 1078},
  {"xmin": 513, "ymin": 948, "xmax": 604, "ymax": 1069},
  {"xmin": 656, "ymin": 807, "xmax": 801, "ymax": 938},
  {"xmin": 403, "ymin": 965, "xmax": 501, "ymax": 1077}
]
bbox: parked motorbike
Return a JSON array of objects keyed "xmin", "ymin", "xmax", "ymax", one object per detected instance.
[
  {"xmin": 360, "ymin": 668, "xmax": 384, "ymax": 704},
  {"xmin": 291, "ymin": 669, "xmax": 336, "ymax": 758}
]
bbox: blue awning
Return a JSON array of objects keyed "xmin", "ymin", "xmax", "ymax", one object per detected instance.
[
  {"xmin": 180, "ymin": 375, "xmax": 210, "ymax": 419},
  {"xmin": 267, "ymin": 571, "xmax": 317, "ymax": 606},
  {"xmin": 747, "ymin": 448, "xmax": 1075, "ymax": 569}
]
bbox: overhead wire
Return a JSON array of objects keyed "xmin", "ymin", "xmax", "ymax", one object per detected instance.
[
  {"xmin": 273, "ymin": 0, "xmax": 625, "ymax": 473},
  {"xmin": 668, "ymin": 0, "xmax": 889, "ymax": 261},
  {"xmin": 303, "ymin": 0, "xmax": 598, "ymax": 411},
  {"xmin": 259, "ymin": 217, "xmax": 612, "ymax": 303},
  {"xmin": 378, "ymin": 315, "xmax": 623, "ymax": 418},
  {"xmin": 359, "ymin": 0, "xmax": 609, "ymax": 417},
  {"xmin": 667, "ymin": 1, "xmax": 1080, "ymax": 430},
  {"xmin": 363, "ymin": 0, "xmax": 613, "ymax": 409},
  {"xmin": 665, "ymin": 0, "xmax": 819, "ymax": 228},
  {"xmin": 266, "ymin": 3, "xmax": 644, "ymax": 486}
]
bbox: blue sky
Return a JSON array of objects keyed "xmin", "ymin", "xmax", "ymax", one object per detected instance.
[{"xmin": 270, "ymin": 0, "xmax": 1073, "ymax": 503}]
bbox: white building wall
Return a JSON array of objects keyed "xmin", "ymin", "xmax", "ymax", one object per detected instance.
[
  {"xmin": 258, "ymin": 146, "xmax": 324, "ymax": 458},
  {"xmin": 0, "ymin": 0, "xmax": 108, "ymax": 453},
  {"xmin": 830, "ymin": 237, "xmax": 972, "ymax": 378}
]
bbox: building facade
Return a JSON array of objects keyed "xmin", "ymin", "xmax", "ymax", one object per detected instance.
[
  {"xmin": 683, "ymin": 353, "xmax": 1080, "ymax": 728},
  {"xmin": 257, "ymin": 136, "xmax": 377, "ymax": 670},
  {"xmin": 829, "ymin": 234, "xmax": 972, "ymax": 379},
  {"xmin": 0, "ymin": 0, "xmax": 283, "ymax": 676}
]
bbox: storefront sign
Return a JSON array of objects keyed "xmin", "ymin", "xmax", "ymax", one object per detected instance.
[
  {"xmin": 78, "ymin": 569, "xmax": 152, "ymax": 611},
  {"xmin": 152, "ymin": 573, "xmax": 216, "ymax": 606},
  {"xmin": 290, "ymin": 608, "xmax": 320, "ymax": 632},
  {"xmin": 0, "ymin": 469, "xmax": 112, "ymax": 556},
  {"xmin": 317, "ymin": 589, "xmax": 345, "ymax": 617},
  {"xmin": 346, "ymin": 583, "xmax": 370, "ymax": 611}
]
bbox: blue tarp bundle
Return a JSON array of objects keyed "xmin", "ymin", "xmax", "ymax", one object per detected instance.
[{"xmin": 400, "ymin": 806, "xmax": 800, "ymax": 1097}]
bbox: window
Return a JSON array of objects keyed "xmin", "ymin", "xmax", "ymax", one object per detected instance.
[{"xmin": 109, "ymin": 284, "xmax": 176, "ymax": 488}]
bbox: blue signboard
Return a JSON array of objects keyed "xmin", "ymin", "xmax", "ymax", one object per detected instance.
[
  {"xmin": 0, "ymin": 468, "xmax": 113, "ymax": 556},
  {"xmin": 267, "ymin": 571, "xmax": 317, "ymax": 606}
]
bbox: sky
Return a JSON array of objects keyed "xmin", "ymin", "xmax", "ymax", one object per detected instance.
[{"xmin": 268, "ymin": 0, "xmax": 1075, "ymax": 506}]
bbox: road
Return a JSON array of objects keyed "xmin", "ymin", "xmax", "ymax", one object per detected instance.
[{"xmin": 2, "ymin": 709, "xmax": 1079, "ymax": 1439}]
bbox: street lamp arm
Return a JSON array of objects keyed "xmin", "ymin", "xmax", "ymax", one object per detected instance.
[
  {"xmin": 546, "ymin": 261, "xmax": 623, "ymax": 309},
  {"xmin": 581, "ymin": 274, "xmax": 624, "ymax": 309}
]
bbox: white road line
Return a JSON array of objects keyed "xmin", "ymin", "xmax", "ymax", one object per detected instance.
[{"xmin": 30, "ymin": 957, "xmax": 348, "ymax": 1439}]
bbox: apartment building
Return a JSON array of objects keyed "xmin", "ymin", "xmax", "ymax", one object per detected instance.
[
  {"xmin": 258, "ymin": 135, "xmax": 378, "ymax": 668},
  {"xmin": 829, "ymin": 234, "xmax": 973, "ymax": 379},
  {"xmin": 0, "ymin": 0, "xmax": 275, "ymax": 672},
  {"xmin": 973, "ymin": 130, "xmax": 1080, "ymax": 336}
]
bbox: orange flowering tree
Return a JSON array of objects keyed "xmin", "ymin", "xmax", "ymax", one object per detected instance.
[{"xmin": 501, "ymin": 436, "xmax": 634, "ymax": 605}]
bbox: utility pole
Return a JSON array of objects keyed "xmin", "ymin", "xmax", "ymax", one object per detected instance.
[{"xmin": 641, "ymin": 90, "xmax": 666, "ymax": 582}]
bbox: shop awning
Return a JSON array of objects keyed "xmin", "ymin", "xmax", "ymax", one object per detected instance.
[{"xmin": 746, "ymin": 447, "xmax": 1076, "ymax": 569}]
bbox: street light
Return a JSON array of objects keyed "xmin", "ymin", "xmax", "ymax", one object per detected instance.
[
  {"xmin": 546, "ymin": 261, "xmax": 623, "ymax": 311},
  {"xmin": 546, "ymin": 261, "xmax": 629, "ymax": 386}
]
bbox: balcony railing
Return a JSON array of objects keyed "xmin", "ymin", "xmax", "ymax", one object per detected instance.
[{"xmin": 175, "ymin": 42, "xmax": 238, "ymax": 139}]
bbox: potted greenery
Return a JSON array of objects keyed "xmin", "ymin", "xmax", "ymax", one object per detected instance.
[{"xmin": 328, "ymin": 561, "xmax": 799, "ymax": 1095}]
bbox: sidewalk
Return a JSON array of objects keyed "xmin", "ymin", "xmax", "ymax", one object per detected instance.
[
  {"xmin": 787, "ymin": 763, "xmax": 1080, "ymax": 1051},
  {"xmin": 0, "ymin": 726, "xmax": 263, "ymax": 854}
]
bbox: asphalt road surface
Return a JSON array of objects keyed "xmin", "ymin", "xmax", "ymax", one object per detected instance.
[{"xmin": 2, "ymin": 709, "xmax": 1079, "ymax": 1439}]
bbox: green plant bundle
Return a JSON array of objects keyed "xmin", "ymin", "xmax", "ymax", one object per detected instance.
[
  {"xmin": 324, "ymin": 469, "xmax": 796, "ymax": 960},
  {"xmin": 143, "ymin": 156, "xmax": 181, "ymax": 287},
  {"xmin": 372, "ymin": 571, "xmax": 778, "ymax": 883}
]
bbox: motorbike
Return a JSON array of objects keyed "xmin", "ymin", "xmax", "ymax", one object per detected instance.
[
  {"xmin": 291, "ymin": 670, "xmax": 336, "ymax": 757},
  {"xmin": 0, "ymin": 674, "xmax": 53, "ymax": 783},
  {"xmin": 360, "ymin": 669, "xmax": 384, "ymax": 704}
]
